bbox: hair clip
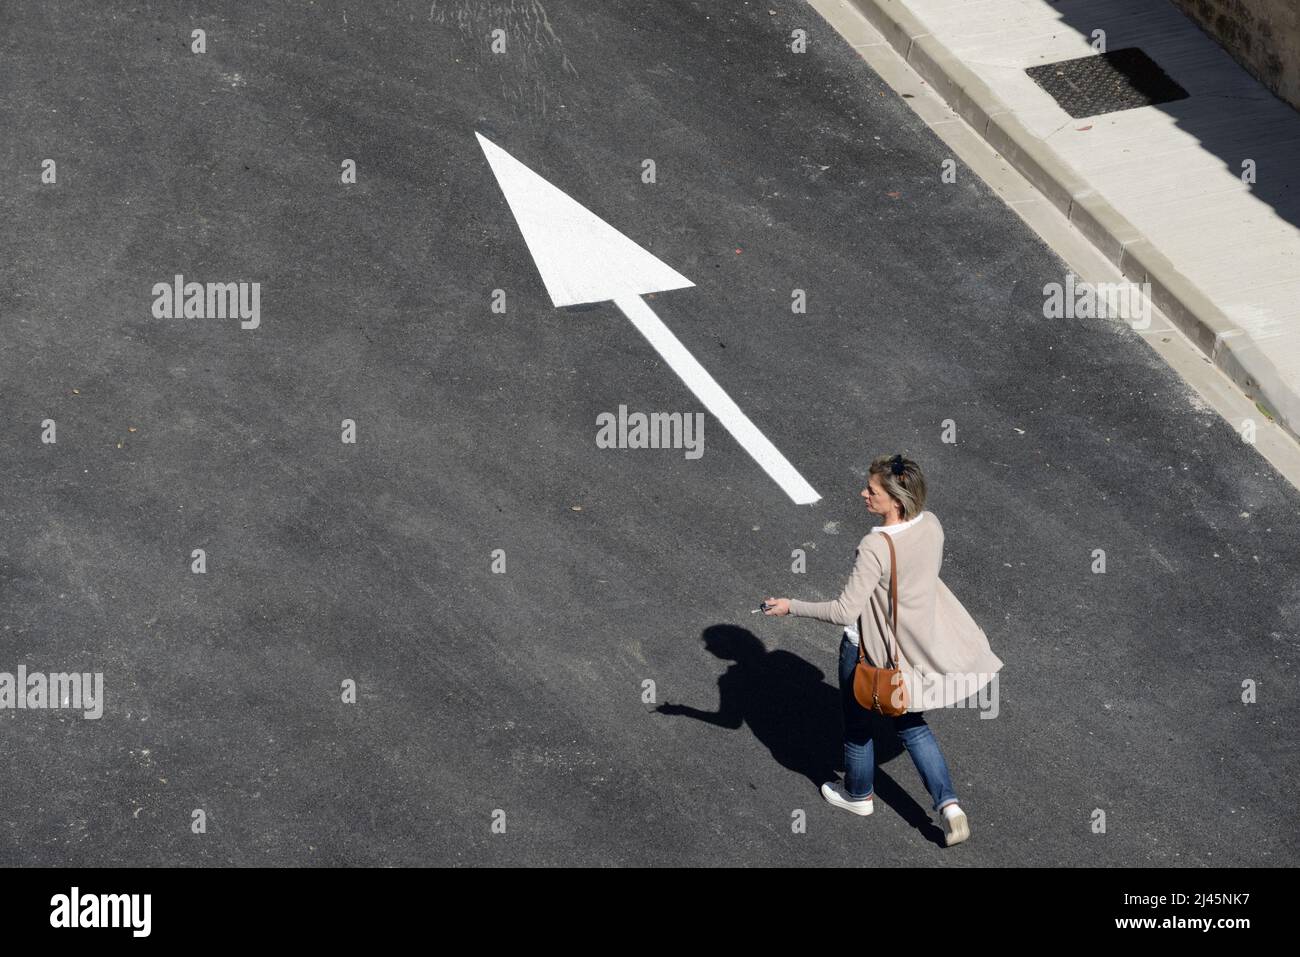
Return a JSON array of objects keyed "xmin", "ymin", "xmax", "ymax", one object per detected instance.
[{"xmin": 890, "ymin": 454, "xmax": 905, "ymax": 476}]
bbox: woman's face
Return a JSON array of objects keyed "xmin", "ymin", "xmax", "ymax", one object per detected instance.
[{"xmin": 862, "ymin": 473, "xmax": 900, "ymax": 520}]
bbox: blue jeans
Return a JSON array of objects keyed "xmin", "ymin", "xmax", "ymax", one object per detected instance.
[{"xmin": 838, "ymin": 635, "xmax": 959, "ymax": 812}]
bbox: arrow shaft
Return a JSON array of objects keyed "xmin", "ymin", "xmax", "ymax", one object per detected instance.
[{"xmin": 614, "ymin": 295, "xmax": 820, "ymax": 505}]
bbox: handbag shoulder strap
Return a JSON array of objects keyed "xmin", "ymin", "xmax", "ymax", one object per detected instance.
[
  {"xmin": 856, "ymin": 529, "xmax": 901, "ymax": 668},
  {"xmin": 883, "ymin": 530, "xmax": 894, "ymax": 634},
  {"xmin": 883, "ymin": 531, "xmax": 899, "ymax": 664}
]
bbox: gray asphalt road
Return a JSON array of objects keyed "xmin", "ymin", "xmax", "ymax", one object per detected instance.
[{"xmin": 1, "ymin": 0, "xmax": 1296, "ymax": 866}]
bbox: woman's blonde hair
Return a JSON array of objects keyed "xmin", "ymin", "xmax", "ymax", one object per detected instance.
[{"xmin": 869, "ymin": 454, "xmax": 927, "ymax": 519}]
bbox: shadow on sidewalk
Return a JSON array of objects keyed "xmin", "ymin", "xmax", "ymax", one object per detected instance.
[{"xmin": 1039, "ymin": 1, "xmax": 1300, "ymax": 234}]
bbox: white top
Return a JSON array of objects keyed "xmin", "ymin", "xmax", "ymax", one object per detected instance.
[{"xmin": 843, "ymin": 512, "xmax": 926, "ymax": 641}]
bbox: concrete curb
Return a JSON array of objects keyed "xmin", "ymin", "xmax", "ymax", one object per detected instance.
[{"xmin": 846, "ymin": 0, "xmax": 1300, "ymax": 441}]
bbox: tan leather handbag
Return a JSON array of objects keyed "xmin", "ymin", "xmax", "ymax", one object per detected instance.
[{"xmin": 852, "ymin": 531, "xmax": 910, "ymax": 716}]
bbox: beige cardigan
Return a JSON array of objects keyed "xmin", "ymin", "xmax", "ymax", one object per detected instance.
[{"xmin": 788, "ymin": 511, "xmax": 1003, "ymax": 711}]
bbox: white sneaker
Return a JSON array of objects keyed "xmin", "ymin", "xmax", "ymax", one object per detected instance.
[
  {"xmin": 942, "ymin": 806, "xmax": 970, "ymax": 846},
  {"xmin": 821, "ymin": 781, "xmax": 874, "ymax": 816}
]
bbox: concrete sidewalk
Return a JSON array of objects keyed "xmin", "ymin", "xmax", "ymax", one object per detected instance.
[{"xmin": 819, "ymin": 0, "xmax": 1300, "ymax": 442}]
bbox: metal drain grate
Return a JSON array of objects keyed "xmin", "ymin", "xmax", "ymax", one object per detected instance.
[{"xmin": 1026, "ymin": 47, "xmax": 1189, "ymax": 118}]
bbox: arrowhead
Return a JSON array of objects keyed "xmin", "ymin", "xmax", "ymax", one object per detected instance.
[{"xmin": 476, "ymin": 132, "xmax": 695, "ymax": 307}]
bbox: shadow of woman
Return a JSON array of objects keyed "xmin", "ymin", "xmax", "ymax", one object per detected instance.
[{"xmin": 655, "ymin": 624, "xmax": 945, "ymax": 844}]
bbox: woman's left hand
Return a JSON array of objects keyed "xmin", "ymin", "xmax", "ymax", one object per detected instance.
[{"xmin": 763, "ymin": 598, "xmax": 791, "ymax": 616}]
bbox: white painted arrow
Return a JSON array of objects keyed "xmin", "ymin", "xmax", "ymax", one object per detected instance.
[{"xmin": 476, "ymin": 131, "xmax": 820, "ymax": 505}]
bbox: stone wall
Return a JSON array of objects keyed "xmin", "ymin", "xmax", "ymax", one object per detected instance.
[{"xmin": 1169, "ymin": 0, "xmax": 1300, "ymax": 110}]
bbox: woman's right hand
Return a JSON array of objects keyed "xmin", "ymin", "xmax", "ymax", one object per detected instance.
[{"xmin": 763, "ymin": 598, "xmax": 791, "ymax": 616}]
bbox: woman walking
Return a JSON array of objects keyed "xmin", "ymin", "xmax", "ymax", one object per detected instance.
[{"xmin": 764, "ymin": 454, "xmax": 1002, "ymax": 847}]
